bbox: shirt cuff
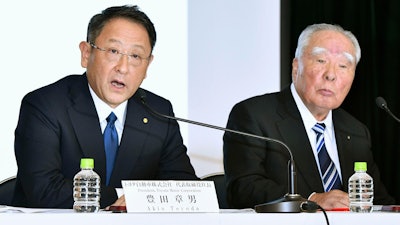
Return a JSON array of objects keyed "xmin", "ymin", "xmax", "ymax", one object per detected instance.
[
  {"xmin": 308, "ymin": 192, "xmax": 316, "ymax": 200},
  {"xmin": 116, "ymin": 188, "xmax": 124, "ymax": 198}
]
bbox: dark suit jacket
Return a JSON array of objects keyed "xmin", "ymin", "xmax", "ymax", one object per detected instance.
[
  {"xmin": 12, "ymin": 74, "xmax": 197, "ymax": 208},
  {"xmin": 223, "ymin": 86, "xmax": 394, "ymax": 209}
]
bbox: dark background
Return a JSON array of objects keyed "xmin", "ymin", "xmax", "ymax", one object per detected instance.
[{"xmin": 281, "ymin": 0, "xmax": 400, "ymax": 203}]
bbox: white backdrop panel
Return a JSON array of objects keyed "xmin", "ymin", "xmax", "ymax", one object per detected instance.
[{"xmin": 188, "ymin": 1, "xmax": 281, "ymax": 176}]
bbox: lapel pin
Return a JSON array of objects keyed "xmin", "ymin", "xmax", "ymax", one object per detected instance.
[{"xmin": 143, "ymin": 117, "xmax": 148, "ymax": 124}]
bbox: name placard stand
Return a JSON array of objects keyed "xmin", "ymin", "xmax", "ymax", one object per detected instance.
[{"xmin": 122, "ymin": 180, "xmax": 219, "ymax": 213}]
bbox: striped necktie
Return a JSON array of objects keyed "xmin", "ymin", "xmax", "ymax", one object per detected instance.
[
  {"xmin": 312, "ymin": 123, "xmax": 342, "ymax": 192},
  {"xmin": 104, "ymin": 112, "xmax": 118, "ymax": 186}
]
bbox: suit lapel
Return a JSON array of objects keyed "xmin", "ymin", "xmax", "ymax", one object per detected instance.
[
  {"xmin": 67, "ymin": 75, "xmax": 106, "ymax": 179},
  {"xmin": 275, "ymin": 88, "xmax": 324, "ymax": 192},
  {"xmin": 332, "ymin": 110, "xmax": 356, "ymax": 190},
  {"xmin": 108, "ymin": 93, "xmax": 151, "ymax": 184},
  {"xmin": 66, "ymin": 78, "xmax": 152, "ymax": 185}
]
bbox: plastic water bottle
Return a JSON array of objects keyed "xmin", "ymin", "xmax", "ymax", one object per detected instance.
[
  {"xmin": 348, "ymin": 162, "xmax": 374, "ymax": 212},
  {"xmin": 73, "ymin": 158, "xmax": 101, "ymax": 212}
]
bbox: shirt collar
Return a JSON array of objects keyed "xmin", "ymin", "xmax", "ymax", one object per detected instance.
[
  {"xmin": 290, "ymin": 83, "xmax": 333, "ymax": 131},
  {"xmin": 88, "ymin": 84, "xmax": 127, "ymax": 124}
]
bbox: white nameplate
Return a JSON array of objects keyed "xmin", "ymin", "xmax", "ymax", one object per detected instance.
[{"xmin": 121, "ymin": 180, "xmax": 219, "ymax": 213}]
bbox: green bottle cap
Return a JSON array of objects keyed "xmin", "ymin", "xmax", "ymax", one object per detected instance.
[
  {"xmin": 80, "ymin": 158, "xmax": 94, "ymax": 169},
  {"xmin": 354, "ymin": 162, "xmax": 367, "ymax": 171}
]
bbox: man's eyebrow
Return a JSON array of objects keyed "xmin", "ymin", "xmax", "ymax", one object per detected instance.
[
  {"xmin": 107, "ymin": 39, "xmax": 147, "ymax": 51},
  {"xmin": 311, "ymin": 47, "xmax": 327, "ymax": 56},
  {"xmin": 343, "ymin": 52, "xmax": 355, "ymax": 64},
  {"xmin": 311, "ymin": 47, "xmax": 355, "ymax": 64}
]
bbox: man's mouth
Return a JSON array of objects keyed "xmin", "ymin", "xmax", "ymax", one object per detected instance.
[{"xmin": 111, "ymin": 80, "xmax": 125, "ymax": 88}]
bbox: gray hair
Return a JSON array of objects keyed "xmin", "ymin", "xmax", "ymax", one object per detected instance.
[{"xmin": 294, "ymin": 23, "xmax": 361, "ymax": 64}]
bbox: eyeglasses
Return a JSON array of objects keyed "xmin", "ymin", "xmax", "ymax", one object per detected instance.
[{"xmin": 89, "ymin": 42, "xmax": 151, "ymax": 67}]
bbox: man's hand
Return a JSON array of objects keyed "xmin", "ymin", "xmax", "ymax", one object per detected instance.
[
  {"xmin": 309, "ymin": 190, "xmax": 349, "ymax": 210},
  {"xmin": 105, "ymin": 195, "xmax": 126, "ymax": 211}
]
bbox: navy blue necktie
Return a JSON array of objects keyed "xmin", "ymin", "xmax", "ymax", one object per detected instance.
[
  {"xmin": 312, "ymin": 123, "xmax": 342, "ymax": 191},
  {"xmin": 104, "ymin": 112, "xmax": 118, "ymax": 186}
]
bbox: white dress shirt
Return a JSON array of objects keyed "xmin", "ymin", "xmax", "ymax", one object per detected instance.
[
  {"xmin": 290, "ymin": 83, "xmax": 343, "ymax": 183},
  {"xmin": 89, "ymin": 85, "xmax": 127, "ymax": 145}
]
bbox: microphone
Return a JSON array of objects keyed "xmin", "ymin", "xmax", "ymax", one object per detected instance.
[
  {"xmin": 137, "ymin": 88, "xmax": 313, "ymax": 213},
  {"xmin": 375, "ymin": 96, "xmax": 400, "ymax": 123}
]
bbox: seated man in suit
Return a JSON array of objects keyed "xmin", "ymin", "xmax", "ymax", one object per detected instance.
[
  {"xmin": 12, "ymin": 5, "xmax": 198, "ymax": 209},
  {"xmin": 223, "ymin": 23, "xmax": 395, "ymax": 210}
]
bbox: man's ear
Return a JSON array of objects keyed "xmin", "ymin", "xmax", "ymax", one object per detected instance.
[
  {"xmin": 292, "ymin": 58, "xmax": 299, "ymax": 81},
  {"xmin": 79, "ymin": 41, "xmax": 91, "ymax": 68},
  {"xmin": 144, "ymin": 55, "xmax": 154, "ymax": 79}
]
